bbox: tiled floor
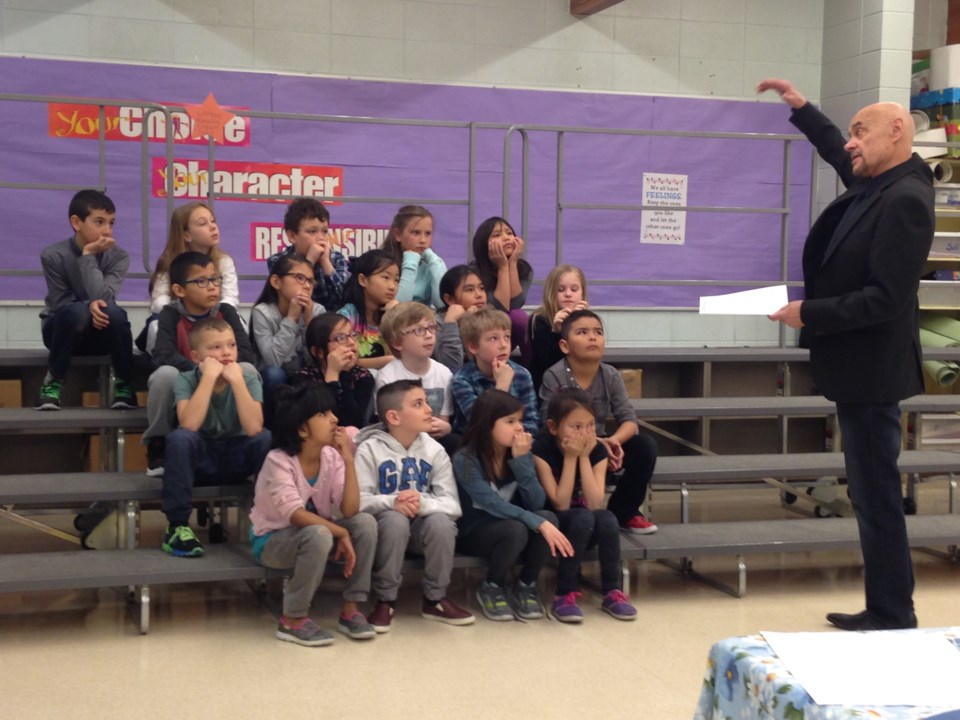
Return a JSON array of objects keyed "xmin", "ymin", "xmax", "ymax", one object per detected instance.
[{"xmin": 1, "ymin": 486, "xmax": 958, "ymax": 720}]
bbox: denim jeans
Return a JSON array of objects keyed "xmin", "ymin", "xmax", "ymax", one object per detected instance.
[
  {"xmin": 555, "ymin": 506, "xmax": 621, "ymax": 595},
  {"xmin": 259, "ymin": 365, "xmax": 289, "ymax": 428},
  {"xmin": 161, "ymin": 428, "xmax": 271, "ymax": 524},
  {"xmin": 836, "ymin": 401, "xmax": 915, "ymax": 626},
  {"xmin": 42, "ymin": 301, "xmax": 134, "ymax": 382}
]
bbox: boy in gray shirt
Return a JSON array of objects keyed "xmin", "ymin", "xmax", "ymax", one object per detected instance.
[
  {"xmin": 36, "ymin": 190, "xmax": 136, "ymax": 410},
  {"xmin": 539, "ymin": 309, "xmax": 658, "ymax": 534}
]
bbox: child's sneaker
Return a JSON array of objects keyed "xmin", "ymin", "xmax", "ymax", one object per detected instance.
[
  {"xmin": 338, "ymin": 611, "xmax": 376, "ymax": 640},
  {"xmin": 601, "ymin": 589, "xmax": 637, "ymax": 621},
  {"xmin": 421, "ymin": 597, "xmax": 476, "ymax": 626},
  {"xmin": 476, "ymin": 580, "xmax": 514, "ymax": 621},
  {"xmin": 511, "ymin": 579, "xmax": 545, "ymax": 620},
  {"xmin": 161, "ymin": 524, "xmax": 205, "ymax": 557},
  {"xmin": 145, "ymin": 438, "xmax": 165, "ymax": 477},
  {"xmin": 34, "ymin": 378, "xmax": 63, "ymax": 411},
  {"xmin": 276, "ymin": 618, "xmax": 334, "ymax": 647},
  {"xmin": 368, "ymin": 600, "xmax": 395, "ymax": 633},
  {"xmin": 111, "ymin": 380, "xmax": 139, "ymax": 410},
  {"xmin": 621, "ymin": 514, "xmax": 658, "ymax": 535},
  {"xmin": 551, "ymin": 592, "xmax": 584, "ymax": 623}
]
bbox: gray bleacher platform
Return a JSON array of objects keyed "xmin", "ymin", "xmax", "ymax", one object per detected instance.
[
  {"xmin": 627, "ymin": 514, "xmax": 960, "ymax": 598},
  {"xmin": 0, "ymin": 545, "xmax": 284, "ymax": 634},
  {"xmin": 650, "ymin": 450, "xmax": 960, "ymax": 521}
]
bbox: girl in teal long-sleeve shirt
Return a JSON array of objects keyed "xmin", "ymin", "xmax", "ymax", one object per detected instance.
[{"xmin": 382, "ymin": 205, "xmax": 447, "ymax": 310}]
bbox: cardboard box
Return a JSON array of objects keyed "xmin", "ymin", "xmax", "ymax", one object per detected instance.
[
  {"xmin": 86, "ymin": 432, "xmax": 149, "ymax": 472},
  {"xmin": 0, "ymin": 379, "xmax": 22, "ymax": 408},
  {"xmin": 620, "ymin": 369, "xmax": 643, "ymax": 399},
  {"xmin": 83, "ymin": 391, "xmax": 149, "ymax": 471}
]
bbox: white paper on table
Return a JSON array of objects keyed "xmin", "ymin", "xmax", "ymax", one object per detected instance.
[
  {"xmin": 698, "ymin": 285, "xmax": 788, "ymax": 315},
  {"xmin": 762, "ymin": 630, "xmax": 960, "ymax": 707}
]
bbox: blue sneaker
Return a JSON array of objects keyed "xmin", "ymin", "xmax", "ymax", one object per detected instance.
[
  {"xmin": 161, "ymin": 524, "xmax": 204, "ymax": 557},
  {"xmin": 551, "ymin": 592, "xmax": 584, "ymax": 623},
  {"xmin": 601, "ymin": 589, "xmax": 637, "ymax": 621}
]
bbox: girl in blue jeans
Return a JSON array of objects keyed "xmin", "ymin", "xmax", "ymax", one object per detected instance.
[{"xmin": 532, "ymin": 388, "xmax": 637, "ymax": 623}]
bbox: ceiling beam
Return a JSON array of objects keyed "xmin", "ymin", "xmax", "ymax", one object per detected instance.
[{"xmin": 570, "ymin": 0, "xmax": 624, "ymax": 17}]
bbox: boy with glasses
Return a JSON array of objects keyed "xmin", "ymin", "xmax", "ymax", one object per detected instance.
[
  {"xmin": 144, "ymin": 252, "xmax": 257, "ymax": 476},
  {"xmin": 378, "ymin": 302, "xmax": 457, "ymax": 454}
]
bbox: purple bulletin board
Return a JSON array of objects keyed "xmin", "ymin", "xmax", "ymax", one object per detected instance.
[{"xmin": 0, "ymin": 56, "xmax": 814, "ymax": 307}]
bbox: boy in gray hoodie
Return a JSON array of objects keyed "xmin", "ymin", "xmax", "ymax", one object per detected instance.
[{"xmin": 355, "ymin": 379, "xmax": 474, "ymax": 631}]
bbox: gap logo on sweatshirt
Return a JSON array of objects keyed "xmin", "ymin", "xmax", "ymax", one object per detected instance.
[{"xmin": 378, "ymin": 458, "xmax": 433, "ymax": 494}]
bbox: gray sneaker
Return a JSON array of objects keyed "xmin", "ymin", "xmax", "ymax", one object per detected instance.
[
  {"xmin": 512, "ymin": 579, "xmax": 545, "ymax": 620},
  {"xmin": 276, "ymin": 619, "xmax": 335, "ymax": 647},
  {"xmin": 338, "ymin": 611, "xmax": 376, "ymax": 640},
  {"xmin": 476, "ymin": 580, "xmax": 514, "ymax": 622}
]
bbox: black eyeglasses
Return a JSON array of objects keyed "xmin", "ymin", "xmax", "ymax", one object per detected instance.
[
  {"xmin": 329, "ymin": 331, "xmax": 361, "ymax": 345},
  {"xmin": 184, "ymin": 276, "xmax": 222, "ymax": 288},
  {"xmin": 282, "ymin": 272, "xmax": 317, "ymax": 288},
  {"xmin": 402, "ymin": 323, "xmax": 440, "ymax": 337}
]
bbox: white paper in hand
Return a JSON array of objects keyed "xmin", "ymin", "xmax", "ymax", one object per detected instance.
[{"xmin": 699, "ymin": 285, "xmax": 788, "ymax": 316}]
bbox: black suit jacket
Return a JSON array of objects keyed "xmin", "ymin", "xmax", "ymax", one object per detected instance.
[{"xmin": 791, "ymin": 103, "xmax": 934, "ymax": 404}]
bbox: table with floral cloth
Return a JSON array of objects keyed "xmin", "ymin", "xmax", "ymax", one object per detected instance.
[{"xmin": 694, "ymin": 629, "xmax": 960, "ymax": 720}]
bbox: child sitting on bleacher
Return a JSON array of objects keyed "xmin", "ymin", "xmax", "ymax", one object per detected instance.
[
  {"xmin": 142, "ymin": 202, "xmax": 241, "ymax": 354},
  {"xmin": 453, "ymin": 389, "xmax": 572, "ymax": 621},
  {"xmin": 143, "ymin": 252, "xmax": 257, "ymax": 477},
  {"xmin": 249, "ymin": 384, "xmax": 377, "ymax": 647},
  {"xmin": 161, "ymin": 317, "xmax": 270, "ymax": 557},
  {"xmin": 451, "ymin": 307, "xmax": 538, "ymax": 434},
  {"xmin": 433, "ymin": 264, "xmax": 488, "ymax": 371},
  {"xmin": 528, "ymin": 264, "xmax": 589, "ymax": 393},
  {"xmin": 532, "ymin": 388, "xmax": 637, "ymax": 622},
  {"xmin": 539, "ymin": 309, "xmax": 658, "ymax": 535},
  {"xmin": 377, "ymin": 302, "xmax": 457, "ymax": 454},
  {"xmin": 36, "ymin": 189, "xmax": 138, "ymax": 410},
  {"xmin": 294, "ymin": 313, "xmax": 374, "ymax": 428},
  {"xmin": 267, "ymin": 197, "xmax": 349, "ymax": 311},
  {"xmin": 354, "ymin": 379, "xmax": 474, "ymax": 630},
  {"xmin": 249, "ymin": 253, "xmax": 325, "ymax": 425}
]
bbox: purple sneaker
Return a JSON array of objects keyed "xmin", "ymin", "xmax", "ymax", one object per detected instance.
[
  {"xmin": 601, "ymin": 590, "xmax": 637, "ymax": 621},
  {"xmin": 551, "ymin": 592, "xmax": 584, "ymax": 623}
]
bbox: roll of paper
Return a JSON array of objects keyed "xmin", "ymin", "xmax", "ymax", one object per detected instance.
[
  {"xmin": 931, "ymin": 44, "xmax": 960, "ymax": 91},
  {"xmin": 927, "ymin": 158, "xmax": 960, "ymax": 182},
  {"xmin": 912, "ymin": 109, "xmax": 930, "ymax": 132},
  {"xmin": 915, "ymin": 127, "xmax": 948, "ymax": 160}
]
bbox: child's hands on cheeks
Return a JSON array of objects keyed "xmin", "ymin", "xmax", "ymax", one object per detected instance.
[
  {"xmin": 199, "ymin": 356, "xmax": 225, "ymax": 381},
  {"xmin": 488, "ymin": 237, "xmax": 508, "ymax": 268},
  {"xmin": 443, "ymin": 304, "xmax": 466, "ymax": 323},
  {"xmin": 220, "ymin": 361, "xmax": 244, "ymax": 386}
]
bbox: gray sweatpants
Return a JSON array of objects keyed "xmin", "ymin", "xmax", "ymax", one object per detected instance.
[
  {"xmin": 372, "ymin": 510, "xmax": 457, "ymax": 603},
  {"xmin": 259, "ymin": 513, "xmax": 377, "ymax": 618}
]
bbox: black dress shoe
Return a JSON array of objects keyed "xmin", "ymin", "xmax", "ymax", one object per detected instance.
[{"xmin": 826, "ymin": 610, "xmax": 918, "ymax": 631}]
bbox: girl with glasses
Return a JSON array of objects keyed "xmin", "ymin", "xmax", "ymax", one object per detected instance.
[
  {"xmin": 294, "ymin": 312, "xmax": 374, "ymax": 429},
  {"xmin": 250, "ymin": 254, "xmax": 325, "ymax": 426}
]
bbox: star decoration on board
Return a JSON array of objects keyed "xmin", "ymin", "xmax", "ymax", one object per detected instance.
[{"xmin": 186, "ymin": 92, "xmax": 235, "ymax": 144}]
